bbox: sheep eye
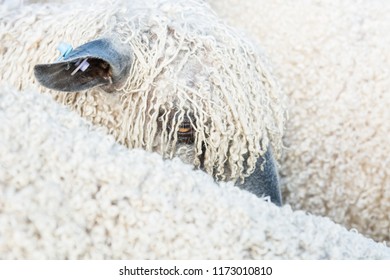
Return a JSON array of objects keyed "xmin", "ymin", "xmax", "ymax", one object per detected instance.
[
  {"xmin": 178, "ymin": 127, "xmax": 191, "ymax": 133},
  {"xmin": 177, "ymin": 120, "xmax": 195, "ymax": 144}
]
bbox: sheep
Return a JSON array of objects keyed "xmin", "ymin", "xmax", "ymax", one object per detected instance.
[
  {"xmin": 1, "ymin": 0, "xmax": 286, "ymax": 205},
  {"xmin": 1, "ymin": 83, "xmax": 390, "ymax": 259},
  {"xmin": 2, "ymin": 0, "xmax": 390, "ymax": 259},
  {"xmin": 209, "ymin": 0, "xmax": 390, "ymax": 242}
]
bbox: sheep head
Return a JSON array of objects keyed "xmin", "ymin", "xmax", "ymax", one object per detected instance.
[{"xmin": 33, "ymin": 20, "xmax": 285, "ymax": 206}]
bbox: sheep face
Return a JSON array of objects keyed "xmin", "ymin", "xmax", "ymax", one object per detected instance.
[{"xmin": 34, "ymin": 29, "xmax": 284, "ymax": 206}]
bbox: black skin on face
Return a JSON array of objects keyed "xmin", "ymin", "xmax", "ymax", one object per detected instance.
[{"xmin": 157, "ymin": 109, "xmax": 281, "ymax": 205}]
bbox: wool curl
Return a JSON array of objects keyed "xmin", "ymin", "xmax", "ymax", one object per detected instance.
[
  {"xmin": 1, "ymin": 0, "xmax": 286, "ymax": 183},
  {"xmin": 93, "ymin": 0, "xmax": 286, "ymax": 182},
  {"xmin": 210, "ymin": 0, "xmax": 390, "ymax": 242},
  {"xmin": 1, "ymin": 83, "xmax": 389, "ymax": 259}
]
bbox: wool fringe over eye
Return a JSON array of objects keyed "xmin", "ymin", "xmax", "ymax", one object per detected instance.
[{"xmin": 26, "ymin": 0, "xmax": 287, "ymax": 183}]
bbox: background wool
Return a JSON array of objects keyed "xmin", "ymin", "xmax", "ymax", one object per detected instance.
[
  {"xmin": 0, "ymin": 84, "xmax": 389, "ymax": 259},
  {"xmin": 209, "ymin": 0, "xmax": 390, "ymax": 242}
]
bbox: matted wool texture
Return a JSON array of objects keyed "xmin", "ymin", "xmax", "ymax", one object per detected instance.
[
  {"xmin": 0, "ymin": 0, "xmax": 286, "ymax": 184},
  {"xmin": 210, "ymin": 0, "xmax": 390, "ymax": 242},
  {"xmin": 1, "ymin": 84, "xmax": 389, "ymax": 259}
]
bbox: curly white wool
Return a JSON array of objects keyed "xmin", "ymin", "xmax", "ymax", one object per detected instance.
[
  {"xmin": 210, "ymin": 0, "xmax": 390, "ymax": 242},
  {"xmin": 0, "ymin": 84, "xmax": 389, "ymax": 259},
  {"xmin": 0, "ymin": 0, "xmax": 286, "ymax": 183}
]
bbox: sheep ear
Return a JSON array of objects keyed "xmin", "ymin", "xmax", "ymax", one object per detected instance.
[{"xmin": 34, "ymin": 38, "xmax": 132, "ymax": 92}]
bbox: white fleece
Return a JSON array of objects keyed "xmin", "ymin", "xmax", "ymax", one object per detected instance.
[
  {"xmin": 1, "ymin": 0, "xmax": 286, "ymax": 184},
  {"xmin": 210, "ymin": 0, "xmax": 390, "ymax": 243},
  {"xmin": 1, "ymin": 0, "xmax": 390, "ymax": 258},
  {"xmin": 0, "ymin": 84, "xmax": 389, "ymax": 259}
]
